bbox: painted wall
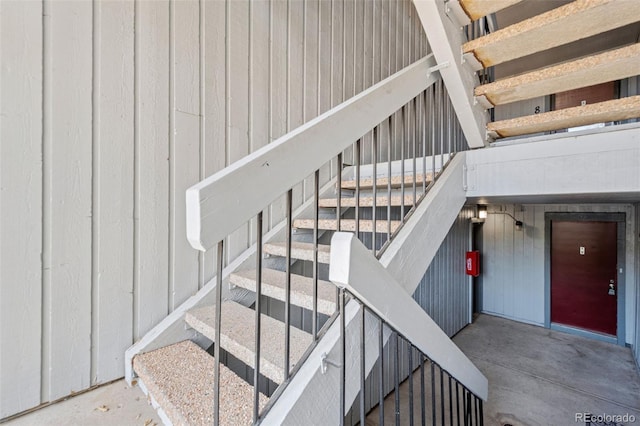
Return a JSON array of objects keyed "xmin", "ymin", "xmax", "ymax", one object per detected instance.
[
  {"xmin": 478, "ymin": 204, "xmax": 637, "ymax": 345},
  {"xmin": 0, "ymin": 0, "xmax": 428, "ymax": 418}
]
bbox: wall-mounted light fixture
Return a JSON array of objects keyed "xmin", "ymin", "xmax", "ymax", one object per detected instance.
[{"xmin": 474, "ymin": 205, "xmax": 524, "ymax": 230}]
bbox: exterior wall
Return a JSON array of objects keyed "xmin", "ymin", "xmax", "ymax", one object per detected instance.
[
  {"xmin": 478, "ymin": 204, "xmax": 637, "ymax": 345},
  {"xmin": 413, "ymin": 206, "xmax": 475, "ymax": 337},
  {"xmin": 635, "ymin": 203, "xmax": 640, "ymax": 366},
  {"xmin": 0, "ymin": 0, "xmax": 428, "ymax": 418}
]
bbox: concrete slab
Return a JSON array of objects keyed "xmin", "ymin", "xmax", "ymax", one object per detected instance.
[
  {"xmin": 367, "ymin": 313, "xmax": 640, "ymax": 425},
  {"xmin": 2, "ymin": 380, "xmax": 161, "ymax": 426},
  {"xmin": 455, "ymin": 314, "xmax": 640, "ymax": 425}
]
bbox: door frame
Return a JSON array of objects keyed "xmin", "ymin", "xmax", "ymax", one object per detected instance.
[{"xmin": 544, "ymin": 212, "xmax": 626, "ymax": 346}]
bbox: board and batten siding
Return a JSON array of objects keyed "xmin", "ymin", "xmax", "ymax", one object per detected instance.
[
  {"xmin": 0, "ymin": 0, "xmax": 428, "ymax": 418},
  {"xmin": 478, "ymin": 204, "xmax": 637, "ymax": 345}
]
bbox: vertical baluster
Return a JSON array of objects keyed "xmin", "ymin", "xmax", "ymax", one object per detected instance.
[
  {"xmin": 430, "ymin": 86, "xmax": 436, "ymax": 187},
  {"xmin": 253, "ymin": 213, "xmax": 263, "ymax": 423},
  {"xmin": 422, "ymin": 90, "xmax": 427, "ymax": 195},
  {"xmin": 447, "ymin": 88, "xmax": 452, "ymax": 155},
  {"xmin": 372, "ymin": 127, "xmax": 378, "ymax": 254},
  {"xmin": 456, "ymin": 381, "xmax": 461, "ymax": 425},
  {"xmin": 475, "ymin": 395, "xmax": 479, "ymax": 426},
  {"xmin": 420, "ymin": 354, "xmax": 426, "ymax": 426},
  {"xmin": 394, "ymin": 333, "xmax": 400, "ymax": 426},
  {"xmin": 408, "ymin": 345, "xmax": 414, "ymax": 425},
  {"xmin": 438, "ymin": 79, "xmax": 445, "ymax": 173},
  {"xmin": 387, "ymin": 116, "xmax": 392, "ymax": 240},
  {"xmin": 465, "ymin": 391, "xmax": 471, "ymax": 426},
  {"xmin": 359, "ymin": 305, "xmax": 366, "ymax": 425},
  {"xmin": 312, "ymin": 171, "xmax": 319, "ymax": 340},
  {"xmin": 431, "ymin": 361, "xmax": 436, "ymax": 425},
  {"xmin": 479, "ymin": 398, "xmax": 484, "ymax": 426},
  {"xmin": 284, "ymin": 189, "xmax": 292, "ymax": 380},
  {"xmin": 355, "ymin": 140, "xmax": 361, "ymax": 238},
  {"xmin": 400, "ymin": 105, "xmax": 406, "ymax": 220},
  {"xmin": 339, "ymin": 288, "xmax": 346, "ymax": 426},
  {"xmin": 449, "ymin": 374, "xmax": 453, "ymax": 426},
  {"xmin": 440, "ymin": 366, "xmax": 445, "ymax": 426},
  {"xmin": 379, "ymin": 318, "xmax": 385, "ymax": 425},
  {"xmin": 412, "ymin": 97, "xmax": 417, "ymax": 208},
  {"xmin": 213, "ymin": 240, "xmax": 224, "ymax": 426},
  {"xmin": 336, "ymin": 154, "xmax": 342, "ymax": 308}
]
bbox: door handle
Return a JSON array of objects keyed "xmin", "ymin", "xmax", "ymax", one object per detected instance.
[{"xmin": 608, "ymin": 280, "xmax": 616, "ymax": 296}]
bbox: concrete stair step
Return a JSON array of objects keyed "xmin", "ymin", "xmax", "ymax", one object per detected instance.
[
  {"xmin": 230, "ymin": 268, "xmax": 337, "ymax": 316},
  {"xmin": 487, "ymin": 95, "xmax": 640, "ymax": 139},
  {"xmin": 462, "ymin": 0, "xmax": 640, "ymax": 70},
  {"xmin": 133, "ymin": 340, "xmax": 267, "ymax": 426},
  {"xmin": 293, "ymin": 218, "xmax": 401, "ymax": 234},
  {"xmin": 263, "ymin": 241, "xmax": 331, "ymax": 264},
  {"xmin": 341, "ymin": 173, "xmax": 432, "ymax": 190},
  {"xmin": 474, "ymin": 44, "xmax": 640, "ymax": 108},
  {"xmin": 319, "ymin": 194, "xmax": 418, "ymax": 208},
  {"xmin": 185, "ymin": 301, "xmax": 312, "ymax": 384}
]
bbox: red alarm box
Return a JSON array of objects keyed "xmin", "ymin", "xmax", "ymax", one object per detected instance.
[{"xmin": 465, "ymin": 251, "xmax": 480, "ymax": 277}]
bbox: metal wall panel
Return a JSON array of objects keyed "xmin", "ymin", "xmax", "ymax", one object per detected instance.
[
  {"xmin": 478, "ymin": 204, "xmax": 637, "ymax": 345},
  {"xmin": 412, "ymin": 206, "xmax": 475, "ymax": 337},
  {"xmin": 0, "ymin": 0, "xmax": 428, "ymax": 419},
  {"xmin": 635, "ymin": 203, "xmax": 640, "ymax": 366}
]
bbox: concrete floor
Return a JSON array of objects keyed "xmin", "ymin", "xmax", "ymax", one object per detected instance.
[
  {"xmin": 456, "ymin": 314, "xmax": 640, "ymax": 425},
  {"xmin": 368, "ymin": 314, "xmax": 640, "ymax": 425},
  {"xmin": 2, "ymin": 380, "xmax": 161, "ymax": 426}
]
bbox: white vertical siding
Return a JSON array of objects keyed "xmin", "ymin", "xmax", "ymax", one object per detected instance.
[
  {"xmin": 0, "ymin": 1, "xmax": 43, "ymax": 417},
  {"xmin": 635, "ymin": 203, "xmax": 640, "ymax": 366},
  {"xmin": 479, "ymin": 204, "xmax": 637, "ymax": 345},
  {"xmin": 0, "ymin": 0, "xmax": 427, "ymax": 418}
]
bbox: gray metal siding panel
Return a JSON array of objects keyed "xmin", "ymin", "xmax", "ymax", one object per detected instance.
[{"xmin": 412, "ymin": 206, "xmax": 474, "ymax": 337}]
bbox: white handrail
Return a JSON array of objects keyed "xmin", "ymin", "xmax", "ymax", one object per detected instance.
[
  {"xmin": 186, "ymin": 55, "xmax": 439, "ymax": 251},
  {"xmin": 329, "ymin": 231, "xmax": 489, "ymax": 401}
]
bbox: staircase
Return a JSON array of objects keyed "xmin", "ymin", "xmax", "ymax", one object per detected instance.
[
  {"xmin": 131, "ymin": 165, "xmax": 434, "ymax": 425},
  {"xmin": 417, "ymin": 0, "xmax": 640, "ymax": 145}
]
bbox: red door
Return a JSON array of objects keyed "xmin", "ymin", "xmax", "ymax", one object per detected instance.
[{"xmin": 551, "ymin": 221, "xmax": 617, "ymax": 336}]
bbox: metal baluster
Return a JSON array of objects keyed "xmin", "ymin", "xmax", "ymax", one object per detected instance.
[
  {"xmin": 379, "ymin": 319, "xmax": 385, "ymax": 425},
  {"xmin": 440, "ymin": 366, "xmax": 445, "ymax": 426},
  {"xmin": 408, "ymin": 346, "xmax": 414, "ymax": 426},
  {"xmin": 422, "ymin": 90, "xmax": 427, "ymax": 196},
  {"xmin": 336, "ymin": 154, "xmax": 342, "ymax": 308},
  {"xmin": 213, "ymin": 240, "xmax": 224, "ymax": 426},
  {"xmin": 430, "ymin": 86, "xmax": 436, "ymax": 188},
  {"xmin": 387, "ymin": 116, "xmax": 392, "ymax": 240},
  {"xmin": 431, "ymin": 361, "xmax": 436, "ymax": 425},
  {"xmin": 412, "ymin": 97, "xmax": 417, "ymax": 208},
  {"xmin": 456, "ymin": 381, "xmax": 461, "ymax": 425},
  {"xmin": 360, "ymin": 305, "xmax": 366, "ymax": 425},
  {"xmin": 400, "ymin": 105, "xmax": 406, "ymax": 220},
  {"xmin": 420, "ymin": 354, "xmax": 426, "ymax": 426},
  {"xmin": 339, "ymin": 288, "xmax": 346, "ymax": 426},
  {"xmin": 465, "ymin": 391, "xmax": 471, "ymax": 426},
  {"xmin": 372, "ymin": 127, "xmax": 378, "ymax": 254},
  {"xmin": 355, "ymin": 140, "xmax": 361, "ymax": 238},
  {"xmin": 312, "ymin": 171, "xmax": 319, "ymax": 340},
  {"xmin": 479, "ymin": 398, "xmax": 484, "ymax": 426},
  {"xmin": 284, "ymin": 189, "xmax": 292, "ymax": 380},
  {"xmin": 438, "ymin": 80, "xmax": 444, "ymax": 175},
  {"xmin": 394, "ymin": 333, "xmax": 400, "ymax": 426},
  {"xmin": 475, "ymin": 395, "xmax": 479, "ymax": 426},
  {"xmin": 253, "ymin": 213, "xmax": 263, "ymax": 423},
  {"xmin": 449, "ymin": 374, "xmax": 453, "ymax": 426}
]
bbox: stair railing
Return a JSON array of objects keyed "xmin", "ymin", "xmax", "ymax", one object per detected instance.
[
  {"xmin": 329, "ymin": 232, "xmax": 488, "ymax": 425},
  {"xmin": 186, "ymin": 55, "xmax": 466, "ymax": 424}
]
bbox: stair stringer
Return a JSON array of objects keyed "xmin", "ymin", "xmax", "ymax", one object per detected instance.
[{"xmin": 261, "ymin": 154, "xmax": 467, "ymax": 425}]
